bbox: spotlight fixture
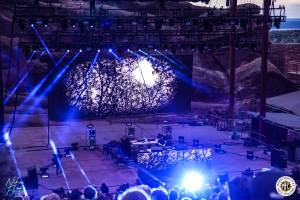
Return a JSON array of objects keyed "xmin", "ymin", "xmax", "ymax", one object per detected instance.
[
  {"xmin": 39, "ymin": 165, "xmax": 50, "ymax": 178},
  {"xmin": 71, "ymin": 20, "xmax": 77, "ymax": 28},
  {"xmin": 182, "ymin": 172, "xmax": 204, "ymax": 192},
  {"xmin": 116, "ymin": 19, "xmax": 123, "ymax": 29},
  {"xmin": 97, "ymin": 49, "xmax": 100, "ymax": 52},
  {"xmin": 89, "ymin": 21, "xmax": 95, "ymax": 28},
  {"xmin": 142, "ymin": 18, "xmax": 148, "ymax": 28},
  {"xmin": 79, "ymin": 49, "xmax": 83, "ymax": 52},
  {"xmin": 30, "ymin": 24, "xmax": 34, "ymax": 27},
  {"xmin": 108, "ymin": 48, "xmax": 112, "ymax": 52},
  {"xmin": 127, "ymin": 49, "xmax": 130, "ymax": 52},
  {"xmin": 43, "ymin": 18, "xmax": 48, "ymax": 27},
  {"xmin": 67, "ymin": 49, "xmax": 70, "ymax": 53}
]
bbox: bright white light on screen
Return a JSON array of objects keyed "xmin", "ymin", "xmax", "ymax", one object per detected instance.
[{"xmin": 132, "ymin": 59, "xmax": 158, "ymax": 86}]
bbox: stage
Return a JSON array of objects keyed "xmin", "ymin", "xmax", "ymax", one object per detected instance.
[{"xmin": 10, "ymin": 116, "xmax": 277, "ymax": 197}]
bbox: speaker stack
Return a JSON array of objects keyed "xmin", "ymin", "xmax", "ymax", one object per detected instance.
[
  {"xmin": 86, "ymin": 124, "xmax": 96, "ymax": 150},
  {"xmin": 271, "ymin": 149, "xmax": 288, "ymax": 169},
  {"xmin": 23, "ymin": 166, "xmax": 38, "ymax": 190}
]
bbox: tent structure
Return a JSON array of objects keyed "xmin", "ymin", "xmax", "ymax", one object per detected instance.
[
  {"xmin": 264, "ymin": 112, "xmax": 300, "ymax": 130},
  {"xmin": 267, "ymin": 91, "xmax": 300, "ymax": 116}
]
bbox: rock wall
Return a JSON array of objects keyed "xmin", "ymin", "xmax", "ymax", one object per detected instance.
[{"xmin": 192, "ymin": 45, "xmax": 299, "ymax": 105}]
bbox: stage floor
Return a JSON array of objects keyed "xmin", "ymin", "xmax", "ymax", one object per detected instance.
[{"xmin": 10, "ymin": 118, "xmax": 277, "ymax": 197}]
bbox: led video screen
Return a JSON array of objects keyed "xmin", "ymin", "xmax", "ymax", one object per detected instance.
[{"xmin": 49, "ymin": 54, "xmax": 192, "ymax": 120}]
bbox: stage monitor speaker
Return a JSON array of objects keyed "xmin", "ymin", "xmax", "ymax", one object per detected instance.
[
  {"xmin": 271, "ymin": 149, "xmax": 287, "ymax": 169},
  {"xmin": 24, "ymin": 166, "xmax": 38, "ymax": 189},
  {"xmin": 27, "ymin": 166, "xmax": 37, "ymax": 177},
  {"xmin": 178, "ymin": 136, "xmax": 185, "ymax": 144}
]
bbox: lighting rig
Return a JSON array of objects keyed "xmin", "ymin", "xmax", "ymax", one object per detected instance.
[{"xmin": 13, "ymin": 0, "xmax": 286, "ymax": 52}]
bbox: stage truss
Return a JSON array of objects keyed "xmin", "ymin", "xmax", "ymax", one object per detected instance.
[{"xmin": 13, "ymin": 1, "xmax": 286, "ymax": 51}]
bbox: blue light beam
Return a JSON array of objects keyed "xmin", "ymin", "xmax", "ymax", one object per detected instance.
[
  {"xmin": 27, "ymin": 50, "xmax": 36, "ymax": 63},
  {"xmin": 72, "ymin": 51, "xmax": 100, "ymax": 107},
  {"xmin": 70, "ymin": 152, "xmax": 91, "ymax": 184},
  {"xmin": 4, "ymin": 51, "xmax": 37, "ymax": 105},
  {"xmin": 4, "ymin": 132, "xmax": 28, "ymax": 197},
  {"xmin": 31, "ymin": 25, "xmax": 56, "ymax": 64},
  {"xmin": 4, "ymin": 51, "xmax": 79, "ymax": 131},
  {"xmin": 22, "ymin": 50, "xmax": 68, "ymax": 106},
  {"xmin": 127, "ymin": 49, "xmax": 141, "ymax": 58},
  {"xmin": 31, "ymin": 50, "xmax": 81, "ymax": 109},
  {"xmin": 146, "ymin": 50, "xmax": 210, "ymax": 94},
  {"xmin": 156, "ymin": 50, "xmax": 183, "ymax": 68},
  {"xmin": 109, "ymin": 49, "xmax": 122, "ymax": 62}
]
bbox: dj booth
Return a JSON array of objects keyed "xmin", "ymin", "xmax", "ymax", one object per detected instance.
[{"xmin": 129, "ymin": 138, "xmax": 212, "ymax": 170}]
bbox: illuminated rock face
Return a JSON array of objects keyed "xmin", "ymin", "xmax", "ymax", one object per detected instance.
[{"xmin": 65, "ymin": 56, "xmax": 176, "ymax": 115}]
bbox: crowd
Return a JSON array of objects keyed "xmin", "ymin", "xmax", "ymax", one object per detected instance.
[{"xmin": 3, "ymin": 167, "xmax": 298, "ymax": 200}]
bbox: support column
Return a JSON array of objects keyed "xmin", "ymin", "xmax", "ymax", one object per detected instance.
[
  {"xmin": 0, "ymin": 42, "xmax": 4, "ymax": 143},
  {"xmin": 260, "ymin": 0, "xmax": 271, "ymax": 117},
  {"xmin": 229, "ymin": 0, "xmax": 237, "ymax": 120},
  {"xmin": 259, "ymin": 0, "xmax": 271, "ymax": 138},
  {"xmin": 90, "ymin": 0, "xmax": 96, "ymax": 15}
]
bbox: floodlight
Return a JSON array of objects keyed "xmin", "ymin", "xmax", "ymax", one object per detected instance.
[
  {"xmin": 182, "ymin": 171, "xmax": 204, "ymax": 192},
  {"xmin": 40, "ymin": 165, "xmax": 50, "ymax": 178}
]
